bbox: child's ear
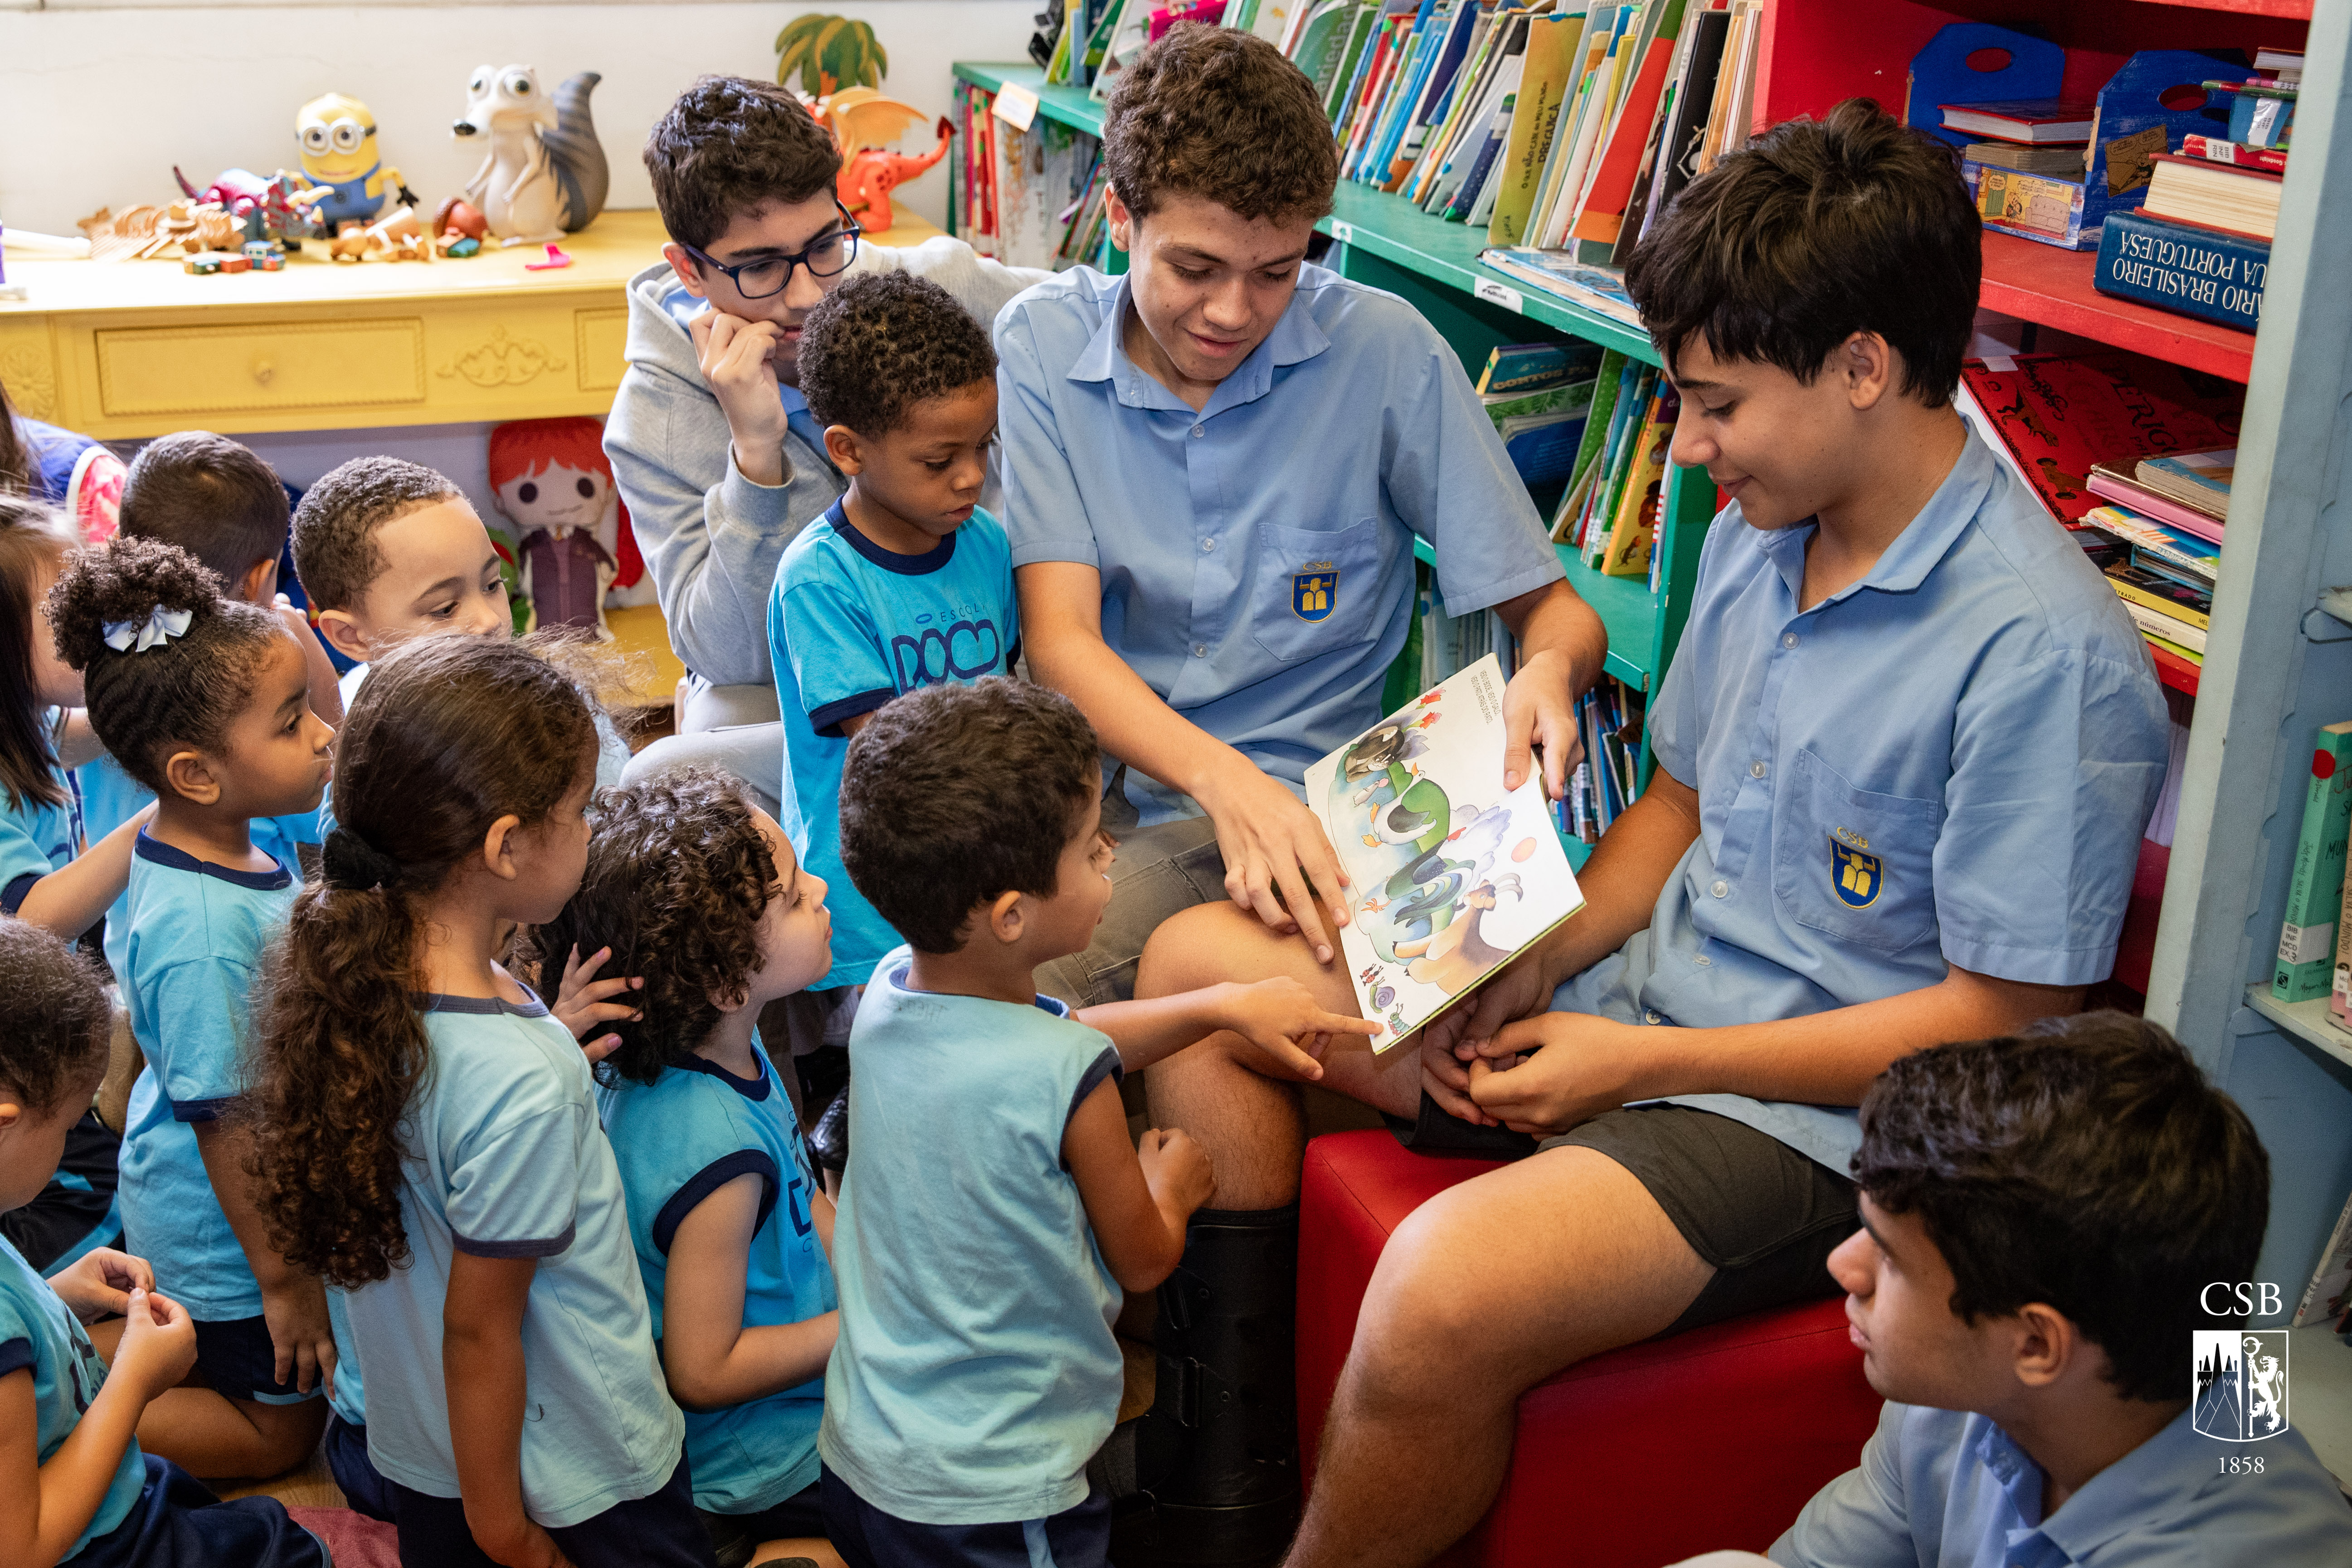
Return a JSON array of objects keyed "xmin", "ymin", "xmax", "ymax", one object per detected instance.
[
  {"xmin": 161, "ymin": 749, "xmax": 222, "ymax": 808},
  {"xmin": 2007, "ymin": 1301, "xmax": 2079, "ymax": 1390},
  {"xmin": 662, "ymin": 242, "xmax": 711, "ymax": 300},
  {"xmin": 824, "ymin": 424, "xmax": 866, "ymax": 477},
  {"xmin": 1840, "ymin": 330, "xmax": 1895, "ymax": 411},
  {"xmin": 235, "ymin": 556, "xmax": 279, "ymax": 607},
  {"xmin": 314, "ymin": 607, "xmax": 372, "ymax": 665},
  {"xmin": 985, "ymin": 888, "xmax": 1027, "ymax": 946},
  {"xmin": 480, "ymin": 813, "xmax": 525, "ymax": 881}
]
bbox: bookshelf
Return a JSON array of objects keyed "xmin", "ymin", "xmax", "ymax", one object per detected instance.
[{"xmin": 948, "ymin": 61, "xmax": 1720, "ymax": 735}]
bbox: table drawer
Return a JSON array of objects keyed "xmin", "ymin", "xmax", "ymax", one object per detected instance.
[
  {"xmin": 95, "ymin": 319, "xmax": 426, "ymax": 419},
  {"xmin": 575, "ymin": 308, "xmax": 628, "ymax": 393}
]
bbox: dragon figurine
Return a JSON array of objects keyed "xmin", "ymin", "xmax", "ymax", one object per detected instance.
[{"xmin": 813, "ymin": 89, "xmax": 952, "ymax": 233}]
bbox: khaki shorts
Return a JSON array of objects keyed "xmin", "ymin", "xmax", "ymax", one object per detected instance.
[{"xmin": 1035, "ymin": 773, "xmax": 1229, "ymax": 1009}]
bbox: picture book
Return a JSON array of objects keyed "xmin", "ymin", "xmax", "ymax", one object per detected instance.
[
  {"xmin": 2080, "ymin": 506, "xmax": 2221, "ymax": 586},
  {"xmin": 1303, "ymin": 654, "xmax": 1586, "ymax": 1048},
  {"xmin": 2085, "ymin": 463, "xmax": 2225, "ymax": 543},
  {"xmin": 1937, "ymin": 98, "xmax": 2096, "ymax": 142},
  {"xmin": 1957, "ymin": 353, "xmax": 2243, "ymax": 524},
  {"xmin": 2289, "ymin": 1184, "xmax": 2352, "ymax": 1329},
  {"xmin": 2137, "ymin": 448, "xmax": 2235, "ymax": 519}
]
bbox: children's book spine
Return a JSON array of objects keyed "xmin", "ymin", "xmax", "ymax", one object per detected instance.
[
  {"xmin": 2274, "ymin": 722, "xmax": 2352, "ymax": 1003},
  {"xmin": 1602, "ymin": 385, "xmax": 1673, "ymax": 577},
  {"xmin": 1570, "ymin": 0, "xmax": 1691, "ymax": 246},
  {"xmin": 2333, "ymin": 865, "xmax": 2352, "ymax": 1037},
  {"xmin": 2180, "ymin": 133, "xmax": 2289, "ymax": 174},
  {"xmin": 2095, "ymin": 210, "xmax": 2269, "ymax": 335}
]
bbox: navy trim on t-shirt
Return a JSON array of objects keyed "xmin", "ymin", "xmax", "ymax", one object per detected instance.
[
  {"xmin": 0, "ymin": 871, "xmax": 37, "ymax": 915},
  {"xmin": 809, "ymin": 688, "xmax": 898, "ymax": 739},
  {"xmin": 410, "ymin": 992, "xmax": 552, "ymax": 1020},
  {"xmin": 133, "ymin": 830, "xmax": 291, "ymax": 891},
  {"xmin": 0, "ymin": 1336, "xmax": 34, "ymax": 1379},
  {"xmin": 450, "ymin": 1222, "xmax": 576, "ymax": 1259},
  {"xmin": 652, "ymin": 1149, "xmax": 781, "ymax": 1256},
  {"xmin": 170, "ymin": 1095, "xmax": 237, "ymax": 1124},
  {"xmin": 1062, "ymin": 1047, "xmax": 1126, "ymax": 1154},
  {"xmin": 833, "ymin": 508, "xmax": 958, "ymax": 577},
  {"xmin": 674, "ymin": 1053, "xmax": 771, "ymax": 1102}
]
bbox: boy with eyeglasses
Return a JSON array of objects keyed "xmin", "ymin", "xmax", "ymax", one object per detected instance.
[{"xmin": 608, "ymin": 75, "xmax": 1047, "ymax": 828}]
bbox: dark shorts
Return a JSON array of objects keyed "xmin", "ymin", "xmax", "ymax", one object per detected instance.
[
  {"xmin": 321, "ymin": 1414, "xmax": 395, "ymax": 1523},
  {"xmin": 698, "ymin": 1481, "xmax": 826, "ymax": 1568},
  {"xmin": 820, "ymin": 1466, "xmax": 1109, "ymax": 1568},
  {"xmin": 70, "ymin": 1455, "xmax": 326, "ymax": 1568},
  {"xmin": 1393, "ymin": 1097, "xmax": 1858, "ymax": 1335},
  {"xmin": 0, "ymin": 1112, "xmax": 122, "ymax": 1273},
  {"xmin": 390, "ymin": 1453, "xmax": 713, "ymax": 1568},
  {"xmin": 187, "ymin": 1315, "xmax": 321, "ymax": 1407}
]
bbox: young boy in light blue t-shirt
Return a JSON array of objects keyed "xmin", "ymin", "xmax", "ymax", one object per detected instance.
[
  {"xmin": 816, "ymin": 679, "xmax": 1378, "ymax": 1568},
  {"xmin": 765, "ymin": 273, "xmax": 1017, "ymax": 1003}
]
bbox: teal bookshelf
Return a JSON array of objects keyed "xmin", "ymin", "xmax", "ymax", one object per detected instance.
[{"xmin": 950, "ymin": 61, "xmax": 1715, "ymax": 767}]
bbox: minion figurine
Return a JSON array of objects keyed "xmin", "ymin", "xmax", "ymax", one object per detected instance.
[{"xmin": 290, "ymin": 92, "xmax": 412, "ymax": 230}]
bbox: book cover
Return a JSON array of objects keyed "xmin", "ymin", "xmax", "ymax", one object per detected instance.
[
  {"xmin": 2118, "ymin": 598, "xmax": 2207, "ymax": 656},
  {"xmin": 2096, "ymin": 209, "xmax": 2270, "ymax": 335},
  {"xmin": 1477, "ymin": 340, "xmax": 1592, "ymax": 396},
  {"xmin": 1552, "ymin": 346, "xmax": 1629, "ymax": 542},
  {"xmin": 2085, "ymin": 467, "xmax": 2225, "ymax": 543},
  {"xmin": 2136, "ymin": 448, "xmax": 2234, "ymax": 519},
  {"xmin": 1937, "ymin": 98, "xmax": 2097, "ymax": 141},
  {"xmin": 2106, "ymin": 563, "xmax": 2212, "ymax": 631},
  {"xmin": 1304, "ymin": 654, "xmax": 1587, "ymax": 1047},
  {"xmin": 1602, "ymin": 384, "xmax": 1675, "ymax": 577},
  {"xmin": 2180, "ymin": 133, "xmax": 2289, "ymax": 175},
  {"xmin": 2274, "ymin": 721, "xmax": 2352, "ymax": 1003},
  {"xmin": 1640, "ymin": 5, "xmax": 1731, "ymax": 241},
  {"xmin": 1477, "ymin": 245, "xmax": 1643, "ymax": 326},
  {"xmin": 1488, "ymin": 13, "xmax": 1588, "ymax": 246},
  {"xmin": 2289, "ymin": 1185, "xmax": 2352, "ymax": 1329},
  {"xmin": 1570, "ymin": 0, "xmax": 1693, "ymax": 248},
  {"xmin": 1958, "ymin": 353, "xmax": 2243, "ymax": 525},
  {"xmin": 2080, "ymin": 507, "xmax": 2222, "ymax": 585}
]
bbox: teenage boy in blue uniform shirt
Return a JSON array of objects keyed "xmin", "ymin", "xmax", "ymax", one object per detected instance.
[
  {"xmin": 1133, "ymin": 100, "xmax": 2173, "ymax": 1567},
  {"xmin": 994, "ymin": 29, "xmax": 1605, "ymax": 1555}
]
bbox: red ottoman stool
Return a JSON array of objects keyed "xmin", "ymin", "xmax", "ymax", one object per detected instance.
[{"xmin": 1298, "ymin": 1130, "xmax": 1881, "ymax": 1568}]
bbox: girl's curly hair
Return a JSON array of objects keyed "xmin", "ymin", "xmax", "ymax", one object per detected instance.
[
  {"xmin": 0, "ymin": 918, "xmax": 111, "ymax": 1115},
  {"xmin": 44, "ymin": 535, "xmax": 282, "ymax": 792},
  {"xmin": 248, "ymin": 636, "xmax": 596, "ymax": 1287},
  {"xmin": 524, "ymin": 768, "xmax": 776, "ymax": 1086}
]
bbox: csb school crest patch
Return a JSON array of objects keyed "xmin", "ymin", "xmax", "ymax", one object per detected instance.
[
  {"xmin": 1293, "ymin": 562, "xmax": 1338, "ymax": 622},
  {"xmin": 2194, "ymin": 1329, "xmax": 2290, "ymax": 1442},
  {"xmin": 1831, "ymin": 839, "xmax": 1882, "ymax": 909}
]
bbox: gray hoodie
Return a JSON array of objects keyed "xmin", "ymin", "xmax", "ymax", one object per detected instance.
[{"xmin": 604, "ymin": 239, "xmax": 1050, "ymax": 688}]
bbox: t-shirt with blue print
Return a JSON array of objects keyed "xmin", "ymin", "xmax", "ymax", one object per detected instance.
[
  {"xmin": 0, "ymin": 759, "xmax": 79, "ymax": 917},
  {"xmin": 117, "ymin": 833, "xmax": 298, "ymax": 1324},
  {"xmin": 768, "ymin": 502, "xmax": 1018, "ymax": 990},
  {"xmin": 598, "ymin": 1037, "xmax": 835, "ymax": 1515},
  {"xmin": 343, "ymin": 992, "xmax": 682, "ymax": 1529},
  {"xmin": 0, "ymin": 1237, "xmax": 148, "ymax": 1558}
]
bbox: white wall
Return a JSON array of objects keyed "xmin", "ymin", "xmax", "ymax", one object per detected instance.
[{"xmin": 0, "ymin": 1, "xmax": 1039, "ymax": 238}]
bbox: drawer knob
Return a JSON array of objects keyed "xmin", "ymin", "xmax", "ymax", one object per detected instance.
[{"xmin": 252, "ymin": 358, "xmax": 275, "ymax": 385}]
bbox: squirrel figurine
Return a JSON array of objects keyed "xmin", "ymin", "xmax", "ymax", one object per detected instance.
[{"xmin": 452, "ymin": 65, "xmax": 609, "ymax": 246}]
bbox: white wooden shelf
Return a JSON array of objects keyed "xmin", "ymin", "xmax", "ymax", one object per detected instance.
[{"xmin": 2245, "ymin": 986, "xmax": 2352, "ymax": 1073}]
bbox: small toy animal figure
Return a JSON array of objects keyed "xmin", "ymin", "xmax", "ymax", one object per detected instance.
[
  {"xmin": 841, "ymin": 118, "xmax": 953, "ymax": 233},
  {"xmin": 291, "ymin": 93, "xmax": 410, "ymax": 230},
  {"xmin": 453, "ymin": 66, "xmax": 610, "ymax": 245}
]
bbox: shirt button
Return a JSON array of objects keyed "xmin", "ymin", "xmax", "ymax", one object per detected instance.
[
  {"xmin": 1192, "ymin": 643, "xmax": 1208, "ymax": 657},
  {"xmin": 1750, "ymin": 760, "xmax": 1767, "ymax": 779},
  {"xmin": 1643, "ymin": 1009, "xmax": 1662, "ymax": 1025},
  {"xmin": 1192, "ymin": 424, "xmax": 1206, "ymax": 438},
  {"xmin": 1695, "ymin": 954, "xmax": 1711, "ymax": 966},
  {"xmin": 1710, "ymin": 879, "xmax": 1729, "ymax": 899},
  {"xmin": 1201, "ymin": 537, "xmax": 1216, "ymax": 552},
  {"xmin": 1782, "ymin": 632, "xmax": 1799, "ymax": 649}
]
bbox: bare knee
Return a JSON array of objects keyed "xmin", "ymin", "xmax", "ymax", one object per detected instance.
[
  {"xmin": 244, "ymin": 1398, "xmax": 328, "ymax": 1476},
  {"xmin": 1137, "ymin": 901, "xmax": 1277, "ymax": 998}
]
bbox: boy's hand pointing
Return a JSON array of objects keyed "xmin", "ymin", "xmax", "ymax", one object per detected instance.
[{"xmin": 1213, "ymin": 977, "xmax": 1383, "ymax": 1081}]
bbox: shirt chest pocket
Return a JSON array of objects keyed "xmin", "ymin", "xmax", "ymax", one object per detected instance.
[
  {"xmin": 1771, "ymin": 747, "xmax": 1943, "ymax": 954},
  {"xmin": 1248, "ymin": 517, "xmax": 1387, "ymax": 665}
]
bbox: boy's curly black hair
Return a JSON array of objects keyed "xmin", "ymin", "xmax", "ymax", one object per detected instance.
[
  {"xmin": 45, "ymin": 536, "xmax": 284, "ymax": 793},
  {"xmin": 1624, "ymin": 97, "xmax": 1980, "ymax": 406},
  {"xmin": 289, "ymin": 456, "xmax": 465, "ymax": 616},
  {"xmin": 840, "ymin": 677, "xmax": 1100, "ymax": 953},
  {"xmin": 1854, "ymin": 1012, "xmax": 2268, "ymax": 1402},
  {"xmin": 1105, "ymin": 24, "xmax": 1337, "ymax": 224},
  {"xmin": 526, "ymin": 769, "xmax": 780, "ymax": 1086},
  {"xmin": 799, "ymin": 273, "xmax": 998, "ymax": 439},
  {"xmin": 645, "ymin": 75, "xmax": 841, "ymax": 253},
  {"xmin": 0, "ymin": 919, "xmax": 111, "ymax": 1115}
]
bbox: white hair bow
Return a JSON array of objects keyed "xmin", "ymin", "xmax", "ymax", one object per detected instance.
[{"xmin": 101, "ymin": 605, "xmax": 193, "ymax": 654}]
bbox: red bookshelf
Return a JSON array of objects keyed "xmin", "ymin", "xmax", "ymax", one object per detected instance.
[{"xmin": 1981, "ymin": 233, "xmax": 2256, "ymax": 381}]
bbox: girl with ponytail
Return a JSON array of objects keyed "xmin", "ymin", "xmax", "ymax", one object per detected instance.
[
  {"xmin": 248, "ymin": 636, "xmax": 701, "ymax": 1568},
  {"xmin": 46, "ymin": 534, "xmax": 343, "ymax": 1486}
]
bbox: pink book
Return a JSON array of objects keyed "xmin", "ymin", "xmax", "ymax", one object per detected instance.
[{"xmin": 2086, "ymin": 470, "xmax": 2226, "ymax": 545}]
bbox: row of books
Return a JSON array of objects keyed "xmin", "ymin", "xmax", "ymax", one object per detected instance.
[
  {"xmin": 1953, "ymin": 350, "xmax": 2241, "ymax": 689},
  {"xmin": 1547, "ymin": 348, "xmax": 1673, "ymax": 583},
  {"xmin": 1477, "ymin": 341, "xmax": 1601, "ymax": 487},
  {"xmin": 1565, "ymin": 675, "xmax": 1645, "ymax": 844},
  {"xmin": 2278, "ymin": 701, "xmax": 2352, "ymax": 1335},
  {"xmin": 955, "ymin": 88, "xmax": 1110, "ymax": 272},
  {"xmin": 1276, "ymin": 1, "xmax": 1757, "ymax": 310}
]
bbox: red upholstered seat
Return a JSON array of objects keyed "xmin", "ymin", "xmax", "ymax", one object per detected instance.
[{"xmin": 1298, "ymin": 1130, "xmax": 1882, "ymax": 1567}]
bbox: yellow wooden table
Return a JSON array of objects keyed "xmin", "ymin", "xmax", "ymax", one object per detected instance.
[{"xmin": 0, "ymin": 208, "xmax": 944, "ymax": 439}]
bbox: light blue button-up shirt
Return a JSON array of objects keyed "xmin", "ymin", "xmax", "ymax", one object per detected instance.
[
  {"xmin": 1555, "ymin": 429, "xmax": 2171, "ymax": 1171},
  {"xmin": 995, "ymin": 263, "xmax": 1564, "ymax": 823},
  {"xmin": 1773, "ymin": 1402, "xmax": 2352, "ymax": 1566}
]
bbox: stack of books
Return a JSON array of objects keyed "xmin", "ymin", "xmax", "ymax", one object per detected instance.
[
  {"xmin": 2093, "ymin": 52, "xmax": 2298, "ymax": 333},
  {"xmin": 2084, "ymin": 446, "xmax": 2228, "ymax": 663},
  {"xmin": 1279, "ymin": 2, "xmax": 1759, "ymax": 318},
  {"xmin": 1548, "ymin": 349, "xmax": 1676, "ymax": 583},
  {"xmin": 1477, "ymin": 341, "xmax": 1603, "ymax": 485}
]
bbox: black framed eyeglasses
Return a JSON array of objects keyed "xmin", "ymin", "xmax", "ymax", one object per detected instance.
[{"xmin": 682, "ymin": 202, "xmax": 863, "ymax": 300}]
